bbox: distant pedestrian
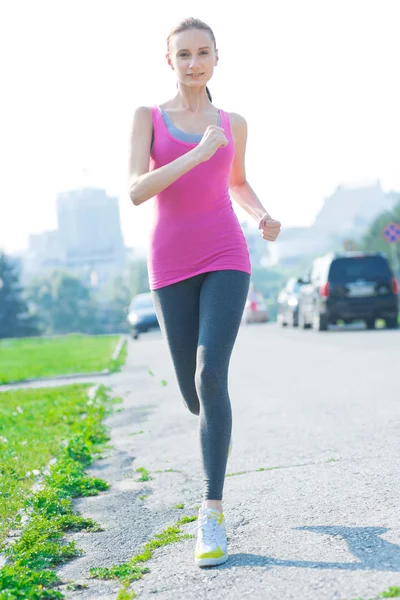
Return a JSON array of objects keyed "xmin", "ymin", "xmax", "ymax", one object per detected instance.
[{"xmin": 128, "ymin": 17, "xmax": 281, "ymax": 567}]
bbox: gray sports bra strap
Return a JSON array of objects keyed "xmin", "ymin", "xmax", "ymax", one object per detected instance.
[{"xmin": 160, "ymin": 108, "xmax": 221, "ymax": 143}]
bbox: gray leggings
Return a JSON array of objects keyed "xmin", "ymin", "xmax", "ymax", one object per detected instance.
[{"xmin": 152, "ymin": 270, "xmax": 250, "ymax": 500}]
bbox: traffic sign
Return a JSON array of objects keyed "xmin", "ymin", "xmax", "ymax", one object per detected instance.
[{"xmin": 383, "ymin": 223, "xmax": 400, "ymax": 243}]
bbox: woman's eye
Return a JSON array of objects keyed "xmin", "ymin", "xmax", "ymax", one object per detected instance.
[
  {"xmin": 200, "ymin": 51, "xmax": 208, "ymax": 55},
  {"xmin": 179, "ymin": 53, "xmax": 189, "ymax": 58}
]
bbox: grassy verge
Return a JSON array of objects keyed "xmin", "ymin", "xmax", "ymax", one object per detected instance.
[
  {"xmin": 0, "ymin": 335, "xmax": 124, "ymax": 384},
  {"xmin": 0, "ymin": 384, "xmax": 115, "ymax": 599},
  {"xmin": 0, "ymin": 384, "xmax": 109, "ymax": 541}
]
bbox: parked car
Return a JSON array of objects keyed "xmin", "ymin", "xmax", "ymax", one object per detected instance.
[
  {"xmin": 277, "ymin": 277, "xmax": 307, "ymax": 327},
  {"xmin": 242, "ymin": 291, "xmax": 269, "ymax": 324},
  {"xmin": 127, "ymin": 292, "xmax": 159, "ymax": 339},
  {"xmin": 298, "ymin": 251, "xmax": 399, "ymax": 331}
]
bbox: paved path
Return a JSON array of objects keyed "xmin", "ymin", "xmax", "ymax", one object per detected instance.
[{"xmin": 48, "ymin": 323, "xmax": 400, "ymax": 599}]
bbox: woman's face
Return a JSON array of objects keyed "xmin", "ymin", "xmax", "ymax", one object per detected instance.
[{"xmin": 167, "ymin": 28, "xmax": 218, "ymax": 90}]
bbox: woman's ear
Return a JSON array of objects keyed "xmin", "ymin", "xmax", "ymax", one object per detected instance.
[
  {"xmin": 166, "ymin": 53, "xmax": 174, "ymax": 70},
  {"xmin": 215, "ymin": 49, "xmax": 219, "ymax": 66}
]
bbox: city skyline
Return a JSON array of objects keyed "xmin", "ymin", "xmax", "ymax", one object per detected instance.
[{"xmin": 1, "ymin": 0, "xmax": 400, "ymax": 254}]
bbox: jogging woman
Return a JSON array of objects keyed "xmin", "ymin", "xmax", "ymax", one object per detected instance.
[{"xmin": 128, "ymin": 17, "xmax": 281, "ymax": 567}]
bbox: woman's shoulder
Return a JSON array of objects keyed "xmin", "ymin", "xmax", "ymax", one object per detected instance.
[
  {"xmin": 132, "ymin": 105, "xmax": 154, "ymax": 119},
  {"xmin": 130, "ymin": 106, "xmax": 157, "ymax": 133},
  {"xmin": 228, "ymin": 112, "xmax": 247, "ymax": 128},
  {"xmin": 226, "ymin": 112, "xmax": 247, "ymax": 138}
]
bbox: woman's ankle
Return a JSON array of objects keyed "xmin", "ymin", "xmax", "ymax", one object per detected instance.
[{"xmin": 202, "ymin": 499, "xmax": 223, "ymax": 512}]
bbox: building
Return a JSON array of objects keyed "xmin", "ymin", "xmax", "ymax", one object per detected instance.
[
  {"xmin": 23, "ymin": 187, "xmax": 127, "ymax": 286},
  {"xmin": 57, "ymin": 187, "xmax": 126, "ymax": 268},
  {"xmin": 275, "ymin": 180, "xmax": 399, "ymax": 265},
  {"xmin": 313, "ymin": 180, "xmax": 396, "ymax": 236}
]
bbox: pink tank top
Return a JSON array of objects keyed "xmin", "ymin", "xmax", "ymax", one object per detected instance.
[{"xmin": 148, "ymin": 105, "xmax": 251, "ymax": 290}]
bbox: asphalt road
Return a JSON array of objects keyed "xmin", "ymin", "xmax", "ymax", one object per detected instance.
[{"xmin": 55, "ymin": 322, "xmax": 400, "ymax": 600}]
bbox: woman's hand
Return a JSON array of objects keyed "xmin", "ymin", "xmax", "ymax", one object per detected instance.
[
  {"xmin": 195, "ymin": 125, "xmax": 229, "ymax": 163},
  {"xmin": 258, "ymin": 214, "xmax": 281, "ymax": 242}
]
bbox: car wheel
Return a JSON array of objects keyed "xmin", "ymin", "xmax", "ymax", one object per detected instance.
[
  {"xmin": 313, "ymin": 312, "xmax": 328, "ymax": 331},
  {"xmin": 385, "ymin": 318, "xmax": 398, "ymax": 329},
  {"xmin": 132, "ymin": 329, "xmax": 139, "ymax": 340},
  {"xmin": 365, "ymin": 319, "xmax": 375, "ymax": 330},
  {"xmin": 277, "ymin": 314, "xmax": 286, "ymax": 327},
  {"xmin": 292, "ymin": 310, "xmax": 299, "ymax": 328},
  {"xmin": 298, "ymin": 310, "xmax": 310, "ymax": 330}
]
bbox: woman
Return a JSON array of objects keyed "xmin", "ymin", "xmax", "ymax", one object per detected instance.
[{"xmin": 128, "ymin": 17, "xmax": 281, "ymax": 567}]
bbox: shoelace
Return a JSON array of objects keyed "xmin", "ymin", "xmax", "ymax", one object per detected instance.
[{"xmin": 192, "ymin": 512, "xmax": 220, "ymax": 546}]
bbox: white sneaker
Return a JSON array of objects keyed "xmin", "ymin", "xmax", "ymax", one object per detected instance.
[{"xmin": 194, "ymin": 507, "xmax": 228, "ymax": 567}]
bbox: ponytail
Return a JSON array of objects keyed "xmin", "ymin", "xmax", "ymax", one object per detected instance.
[{"xmin": 206, "ymin": 86, "xmax": 212, "ymax": 102}]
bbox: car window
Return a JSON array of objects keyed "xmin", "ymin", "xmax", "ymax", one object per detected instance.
[{"xmin": 328, "ymin": 256, "xmax": 392, "ymax": 282}]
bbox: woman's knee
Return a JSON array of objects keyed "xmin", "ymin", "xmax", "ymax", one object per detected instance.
[{"xmin": 195, "ymin": 362, "xmax": 225, "ymax": 398}]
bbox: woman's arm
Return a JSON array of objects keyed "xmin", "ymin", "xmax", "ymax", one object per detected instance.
[
  {"xmin": 128, "ymin": 107, "xmax": 229, "ymax": 206},
  {"xmin": 128, "ymin": 106, "xmax": 203, "ymax": 206},
  {"xmin": 229, "ymin": 113, "xmax": 281, "ymax": 241}
]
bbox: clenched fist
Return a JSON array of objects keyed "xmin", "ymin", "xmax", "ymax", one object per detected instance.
[
  {"xmin": 258, "ymin": 214, "xmax": 281, "ymax": 242},
  {"xmin": 195, "ymin": 125, "xmax": 229, "ymax": 163}
]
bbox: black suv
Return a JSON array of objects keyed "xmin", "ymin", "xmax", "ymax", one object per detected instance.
[{"xmin": 298, "ymin": 251, "xmax": 399, "ymax": 331}]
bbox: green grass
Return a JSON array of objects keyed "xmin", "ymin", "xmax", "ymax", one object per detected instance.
[
  {"xmin": 117, "ymin": 583, "xmax": 137, "ymax": 599},
  {"xmin": 380, "ymin": 588, "xmax": 400, "ymax": 598},
  {"xmin": 352, "ymin": 587, "xmax": 400, "ymax": 599},
  {"xmin": 135, "ymin": 467, "xmax": 152, "ymax": 482},
  {"xmin": 0, "ymin": 384, "xmax": 113, "ymax": 542},
  {"xmin": 225, "ymin": 470, "xmax": 248, "ymax": 477},
  {"xmin": 0, "ymin": 385, "xmax": 114, "ymax": 599},
  {"xmin": 0, "ymin": 334, "xmax": 124, "ymax": 384},
  {"xmin": 154, "ymin": 468, "xmax": 181, "ymax": 474},
  {"xmin": 90, "ymin": 514, "xmax": 197, "ymax": 590}
]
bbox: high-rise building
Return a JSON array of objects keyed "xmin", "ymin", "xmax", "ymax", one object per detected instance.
[
  {"xmin": 57, "ymin": 187, "xmax": 125, "ymax": 266},
  {"xmin": 23, "ymin": 187, "xmax": 127, "ymax": 286}
]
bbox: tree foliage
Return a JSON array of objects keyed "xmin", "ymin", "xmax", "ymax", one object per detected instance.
[{"xmin": 0, "ymin": 251, "xmax": 38, "ymax": 339}]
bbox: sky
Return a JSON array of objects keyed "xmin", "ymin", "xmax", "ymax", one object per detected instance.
[{"xmin": 1, "ymin": 0, "xmax": 399, "ymax": 254}]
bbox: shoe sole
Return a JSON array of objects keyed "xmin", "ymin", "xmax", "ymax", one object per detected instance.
[{"xmin": 195, "ymin": 553, "xmax": 228, "ymax": 567}]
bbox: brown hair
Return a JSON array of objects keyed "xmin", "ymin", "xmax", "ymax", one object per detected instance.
[{"xmin": 167, "ymin": 18, "xmax": 216, "ymax": 102}]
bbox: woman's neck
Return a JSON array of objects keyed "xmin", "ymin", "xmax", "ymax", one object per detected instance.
[{"xmin": 173, "ymin": 86, "xmax": 212, "ymax": 112}]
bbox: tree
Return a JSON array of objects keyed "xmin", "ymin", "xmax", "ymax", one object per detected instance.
[
  {"xmin": 27, "ymin": 270, "xmax": 99, "ymax": 335},
  {"xmin": 0, "ymin": 251, "xmax": 39, "ymax": 339},
  {"xmin": 101, "ymin": 260, "xmax": 150, "ymax": 332}
]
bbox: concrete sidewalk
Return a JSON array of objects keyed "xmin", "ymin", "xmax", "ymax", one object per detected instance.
[{"xmin": 56, "ymin": 326, "xmax": 400, "ymax": 599}]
